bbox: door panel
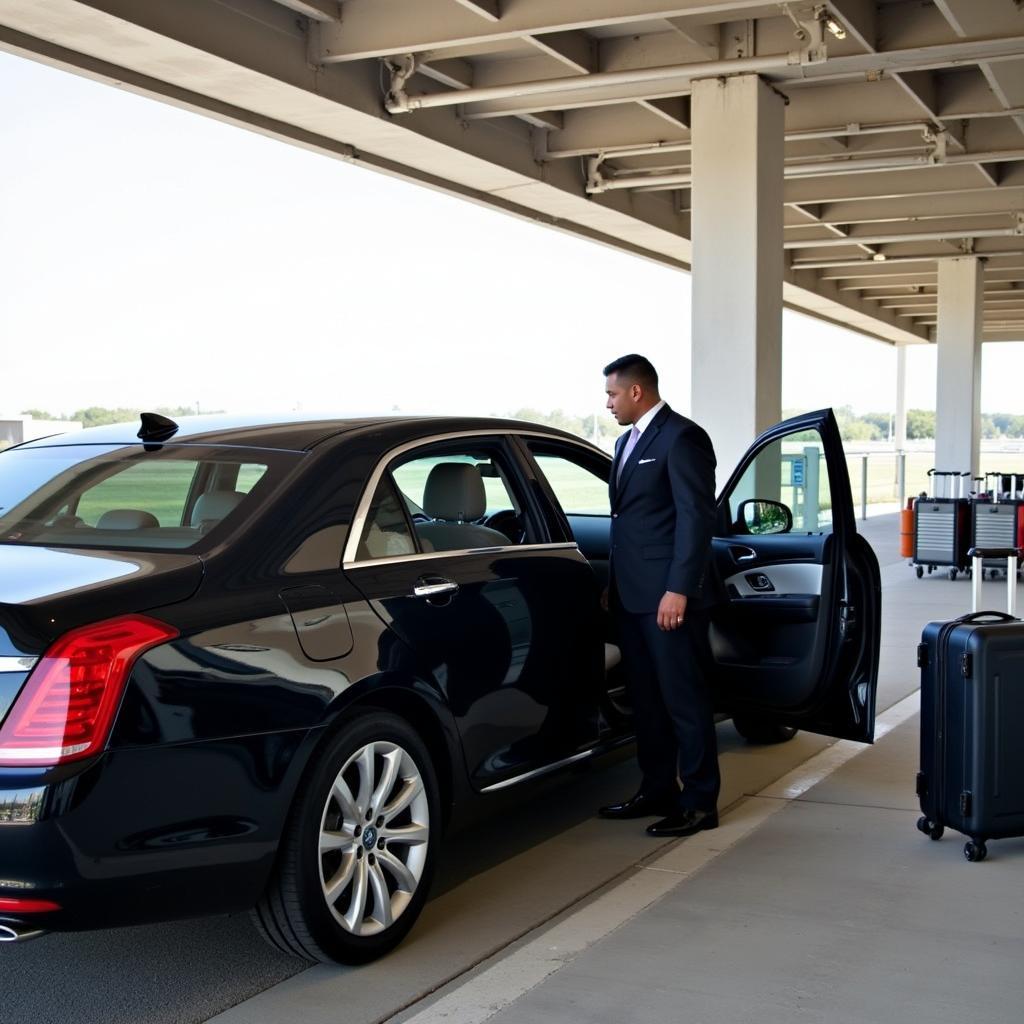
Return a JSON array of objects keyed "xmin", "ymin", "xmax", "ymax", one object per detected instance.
[
  {"xmin": 344, "ymin": 436, "xmax": 603, "ymax": 790},
  {"xmin": 710, "ymin": 410, "xmax": 881, "ymax": 742}
]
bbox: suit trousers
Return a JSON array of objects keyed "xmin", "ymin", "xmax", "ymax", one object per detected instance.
[{"xmin": 613, "ymin": 598, "xmax": 720, "ymax": 812}]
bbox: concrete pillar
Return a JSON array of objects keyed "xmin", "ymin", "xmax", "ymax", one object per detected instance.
[
  {"xmin": 690, "ymin": 74, "xmax": 784, "ymax": 483},
  {"xmin": 935, "ymin": 257, "xmax": 983, "ymax": 478}
]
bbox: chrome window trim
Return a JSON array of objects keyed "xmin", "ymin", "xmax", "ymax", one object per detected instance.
[
  {"xmin": 0, "ymin": 656, "xmax": 37, "ymax": 673},
  {"xmin": 344, "ymin": 541, "xmax": 579, "ymax": 571},
  {"xmin": 342, "ymin": 428, "xmax": 606, "ymax": 568}
]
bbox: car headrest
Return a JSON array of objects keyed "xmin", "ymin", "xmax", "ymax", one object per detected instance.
[
  {"xmin": 422, "ymin": 464, "xmax": 487, "ymax": 522},
  {"xmin": 95, "ymin": 509, "xmax": 160, "ymax": 530},
  {"xmin": 191, "ymin": 490, "xmax": 245, "ymax": 528}
]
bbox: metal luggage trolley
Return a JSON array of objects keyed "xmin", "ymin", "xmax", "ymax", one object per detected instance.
[
  {"xmin": 913, "ymin": 470, "xmax": 971, "ymax": 580},
  {"xmin": 971, "ymin": 473, "xmax": 1024, "ymax": 581}
]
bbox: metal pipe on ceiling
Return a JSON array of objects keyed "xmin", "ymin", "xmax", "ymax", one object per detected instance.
[
  {"xmin": 791, "ymin": 250, "xmax": 1024, "ymax": 270},
  {"xmin": 544, "ymin": 120, "xmax": 935, "ymax": 161},
  {"xmin": 592, "ymin": 153, "xmax": 937, "ymax": 193},
  {"xmin": 386, "ymin": 51, "xmax": 795, "ymax": 113},
  {"xmin": 784, "ymin": 224, "xmax": 1024, "ymax": 249},
  {"xmin": 594, "ymin": 147, "xmax": 1024, "ymax": 193},
  {"xmin": 389, "ymin": 34, "xmax": 1024, "ymax": 115}
]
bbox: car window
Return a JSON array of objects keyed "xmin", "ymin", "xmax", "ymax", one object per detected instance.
[
  {"xmin": 724, "ymin": 430, "xmax": 833, "ymax": 535},
  {"xmin": 74, "ymin": 459, "xmax": 199, "ymax": 527},
  {"xmin": 532, "ymin": 453, "xmax": 610, "ymax": 516},
  {"xmin": 353, "ymin": 441, "xmax": 532, "ymax": 559},
  {"xmin": 0, "ymin": 444, "xmax": 296, "ymax": 551},
  {"xmin": 391, "ymin": 453, "xmax": 514, "ymax": 517},
  {"xmin": 355, "ymin": 476, "xmax": 417, "ymax": 561}
]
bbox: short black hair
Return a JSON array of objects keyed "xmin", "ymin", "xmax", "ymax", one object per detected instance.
[{"xmin": 603, "ymin": 354, "xmax": 659, "ymax": 391}]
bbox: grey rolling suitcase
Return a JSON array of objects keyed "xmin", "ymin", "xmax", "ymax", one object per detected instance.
[
  {"xmin": 914, "ymin": 470, "xmax": 971, "ymax": 581},
  {"xmin": 917, "ymin": 546, "xmax": 1024, "ymax": 861},
  {"xmin": 971, "ymin": 474, "xmax": 1023, "ymax": 580}
]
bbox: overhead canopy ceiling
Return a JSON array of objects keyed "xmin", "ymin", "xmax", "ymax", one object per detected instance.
[{"xmin": 4, "ymin": 1, "xmax": 1024, "ymax": 345}]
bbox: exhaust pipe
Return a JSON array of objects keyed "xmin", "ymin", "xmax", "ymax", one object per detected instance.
[{"xmin": 0, "ymin": 921, "xmax": 47, "ymax": 943}]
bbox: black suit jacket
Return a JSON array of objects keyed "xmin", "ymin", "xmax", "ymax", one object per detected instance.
[{"xmin": 609, "ymin": 404, "xmax": 717, "ymax": 614}]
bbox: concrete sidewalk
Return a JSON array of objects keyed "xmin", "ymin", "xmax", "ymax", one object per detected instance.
[{"xmin": 384, "ymin": 513, "xmax": 1024, "ymax": 1024}]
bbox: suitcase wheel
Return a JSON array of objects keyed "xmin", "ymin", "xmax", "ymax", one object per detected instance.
[
  {"xmin": 917, "ymin": 816, "xmax": 944, "ymax": 841},
  {"xmin": 964, "ymin": 840, "xmax": 988, "ymax": 863},
  {"xmin": 915, "ymin": 566, "xmax": 924, "ymax": 579},
  {"xmin": 948, "ymin": 568, "xmax": 958, "ymax": 581}
]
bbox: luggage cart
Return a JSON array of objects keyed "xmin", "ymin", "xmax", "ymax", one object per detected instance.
[
  {"xmin": 971, "ymin": 473, "xmax": 1024, "ymax": 581},
  {"xmin": 913, "ymin": 470, "xmax": 971, "ymax": 580}
]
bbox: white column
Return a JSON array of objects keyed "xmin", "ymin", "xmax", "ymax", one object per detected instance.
[
  {"xmin": 690, "ymin": 74, "xmax": 784, "ymax": 481},
  {"xmin": 935, "ymin": 257, "xmax": 983, "ymax": 478}
]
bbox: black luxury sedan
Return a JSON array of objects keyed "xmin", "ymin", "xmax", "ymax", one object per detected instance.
[{"xmin": 0, "ymin": 409, "xmax": 880, "ymax": 963}]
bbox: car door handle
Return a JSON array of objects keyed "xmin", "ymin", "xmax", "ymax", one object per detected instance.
[
  {"xmin": 413, "ymin": 579, "xmax": 459, "ymax": 599},
  {"xmin": 730, "ymin": 545, "xmax": 757, "ymax": 563}
]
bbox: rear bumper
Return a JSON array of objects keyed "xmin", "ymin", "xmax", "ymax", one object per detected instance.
[{"xmin": 0, "ymin": 729, "xmax": 315, "ymax": 933}]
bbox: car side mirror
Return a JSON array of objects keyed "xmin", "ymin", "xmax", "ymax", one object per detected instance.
[{"xmin": 736, "ymin": 498, "xmax": 793, "ymax": 536}]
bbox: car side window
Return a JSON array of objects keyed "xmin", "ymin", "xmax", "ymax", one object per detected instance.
[
  {"xmin": 532, "ymin": 453, "xmax": 610, "ymax": 516},
  {"xmin": 355, "ymin": 476, "xmax": 417, "ymax": 560},
  {"xmin": 389, "ymin": 445, "xmax": 529, "ymax": 553},
  {"xmin": 526, "ymin": 443, "xmax": 610, "ymax": 517},
  {"xmin": 725, "ymin": 430, "xmax": 833, "ymax": 536}
]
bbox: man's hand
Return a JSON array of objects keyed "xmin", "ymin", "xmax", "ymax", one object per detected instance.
[{"xmin": 657, "ymin": 591, "xmax": 688, "ymax": 631}]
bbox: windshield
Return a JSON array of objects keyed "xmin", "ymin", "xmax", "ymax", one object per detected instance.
[{"xmin": 0, "ymin": 443, "xmax": 301, "ymax": 551}]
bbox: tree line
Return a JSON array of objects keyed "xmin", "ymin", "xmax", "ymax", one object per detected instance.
[{"xmin": 20, "ymin": 406, "xmax": 212, "ymax": 428}]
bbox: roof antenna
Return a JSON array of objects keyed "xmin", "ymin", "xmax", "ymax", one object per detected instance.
[{"xmin": 137, "ymin": 412, "xmax": 179, "ymax": 442}]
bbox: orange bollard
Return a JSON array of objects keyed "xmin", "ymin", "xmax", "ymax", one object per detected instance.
[{"xmin": 900, "ymin": 498, "xmax": 915, "ymax": 558}]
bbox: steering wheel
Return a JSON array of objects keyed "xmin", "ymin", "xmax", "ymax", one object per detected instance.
[{"xmin": 483, "ymin": 509, "xmax": 525, "ymax": 544}]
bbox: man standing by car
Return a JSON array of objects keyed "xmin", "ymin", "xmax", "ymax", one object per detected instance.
[{"xmin": 598, "ymin": 354, "xmax": 720, "ymax": 837}]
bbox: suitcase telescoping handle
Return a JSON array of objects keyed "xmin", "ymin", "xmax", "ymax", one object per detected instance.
[
  {"xmin": 928, "ymin": 469, "xmax": 970, "ymax": 499},
  {"xmin": 968, "ymin": 546, "xmax": 1021, "ymax": 617}
]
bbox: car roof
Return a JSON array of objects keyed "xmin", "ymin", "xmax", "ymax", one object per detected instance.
[{"xmin": 14, "ymin": 412, "xmax": 597, "ymax": 453}]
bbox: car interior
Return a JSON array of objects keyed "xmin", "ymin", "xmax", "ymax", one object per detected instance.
[{"xmin": 0, "ymin": 451, "xmax": 268, "ymax": 551}]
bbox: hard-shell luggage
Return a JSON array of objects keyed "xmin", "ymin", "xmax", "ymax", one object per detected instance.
[
  {"xmin": 916, "ymin": 546, "xmax": 1024, "ymax": 861},
  {"xmin": 971, "ymin": 474, "xmax": 1023, "ymax": 580},
  {"xmin": 913, "ymin": 470, "xmax": 971, "ymax": 580}
]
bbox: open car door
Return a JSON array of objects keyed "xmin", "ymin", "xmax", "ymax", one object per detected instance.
[{"xmin": 708, "ymin": 409, "xmax": 881, "ymax": 742}]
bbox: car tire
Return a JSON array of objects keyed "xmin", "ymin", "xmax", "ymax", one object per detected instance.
[
  {"xmin": 731, "ymin": 715, "xmax": 798, "ymax": 745},
  {"xmin": 253, "ymin": 710, "xmax": 439, "ymax": 964}
]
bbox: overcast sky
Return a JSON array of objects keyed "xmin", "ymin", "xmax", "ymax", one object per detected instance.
[{"xmin": 1, "ymin": 49, "xmax": 1021, "ymax": 421}]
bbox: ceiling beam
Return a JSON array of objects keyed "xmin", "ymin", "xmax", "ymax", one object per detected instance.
[
  {"xmin": 524, "ymin": 30, "xmax": 596, "ymax": 73},
  {"xmin": 454, "ymin": 0, "xmax": 501, "ymax": 20},
  {"xmin": 316, "ymin": 0, "xmax": 784, "ymax": 62},
  {"xmin": 271, "ymin": 0, "xmax": 340, "ymax": 20}
]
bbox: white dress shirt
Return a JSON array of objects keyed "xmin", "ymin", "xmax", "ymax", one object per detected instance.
[{"xmin": 633, "ymin": 399, "xmax": 666, "ymax": 436}]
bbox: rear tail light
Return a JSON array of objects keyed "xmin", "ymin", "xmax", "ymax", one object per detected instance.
[
  {"xmin": 0, "ymin": 897, "xmax": 61, "ymax": 913},
  {"xmin": 0, "ymin": 615, "xmax": 178, "ymax": 767}
]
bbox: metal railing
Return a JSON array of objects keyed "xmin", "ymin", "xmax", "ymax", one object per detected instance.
[{"xmin": 842, "ymin": 448, "xmax": 1024, "ymax": 520}]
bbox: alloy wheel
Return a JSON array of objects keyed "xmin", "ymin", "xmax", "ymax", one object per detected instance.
[{"xmin": 317, "ymin": 740, "xmax": 430, "ymax": 937}]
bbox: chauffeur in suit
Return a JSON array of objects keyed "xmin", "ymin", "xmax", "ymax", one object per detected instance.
[{"xmin": 598, "ymin": 353, "xmax": 720, "ymax": 837}]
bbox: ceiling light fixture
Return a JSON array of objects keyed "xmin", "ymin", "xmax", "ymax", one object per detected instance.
[{"xmin": 824, "ymin": 16, "xmax": 847, "ymax": 40}]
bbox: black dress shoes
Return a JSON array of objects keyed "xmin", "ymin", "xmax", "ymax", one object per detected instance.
[
  {"xmin": 646, "ymin": 808, "xmax": 719, "ymax": 837},
  {"xmin": 598, "ymin": 792, "xmax": 674, "ymax": 820}
]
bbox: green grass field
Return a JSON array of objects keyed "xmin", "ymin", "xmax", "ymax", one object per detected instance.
[{"xmin": 74, "ymin": 461, "xmax": 267, "ymax": 526}]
